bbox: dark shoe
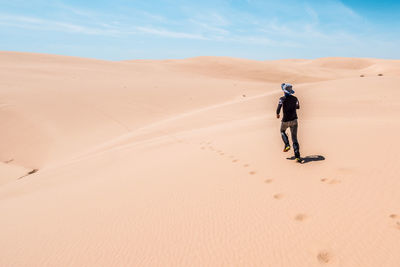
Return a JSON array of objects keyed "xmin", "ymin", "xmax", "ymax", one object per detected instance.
[
  {"xmin": 283, "ymin": 145, "xmax": 290, "ymax": 152},
  {"xmin": 295, "ymin": 157, "xmax": 304, "ymax": 164}
]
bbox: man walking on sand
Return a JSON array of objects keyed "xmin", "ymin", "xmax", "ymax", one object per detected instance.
[{"xmin": 276, "ymin": 83, "xmax": 304, "ymax": 163}]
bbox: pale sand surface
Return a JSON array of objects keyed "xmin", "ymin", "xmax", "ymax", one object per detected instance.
[{"xmin": 1, "ymin": 51, "xmax": 400, "ymax": 266}]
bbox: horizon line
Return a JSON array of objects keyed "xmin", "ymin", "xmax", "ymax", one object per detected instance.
[{"xmin": 1, "ymin": 50, "xmax": 398, "ymax": 62}]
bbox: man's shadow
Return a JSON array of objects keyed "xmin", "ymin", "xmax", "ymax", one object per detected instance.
[{"xmin": 287, "ymin": 155, "xmax": 325, "ymax": 164}]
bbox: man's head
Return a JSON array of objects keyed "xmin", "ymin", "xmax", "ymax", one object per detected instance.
[{"xmin": 281, "ymin": 83, "xmax": 295, "ymax": 95}]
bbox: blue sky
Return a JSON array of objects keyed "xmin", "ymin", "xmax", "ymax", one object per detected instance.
[{"xmin": 0, "ymin": 0, "xmax": 399, "ymax": 60}]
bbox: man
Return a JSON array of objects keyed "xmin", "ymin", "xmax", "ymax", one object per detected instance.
[{"xmin": 276, "ymin": 83, "xmax": 304, "ymax": 163}]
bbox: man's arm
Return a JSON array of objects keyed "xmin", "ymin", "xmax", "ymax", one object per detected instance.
[
  {"xmin": 276, "ymin": 98, "xmax": 283, "ymax": 118},
  {"xmin": 296, "ymin": 99, "xmax": 300, "ymax": 109}
]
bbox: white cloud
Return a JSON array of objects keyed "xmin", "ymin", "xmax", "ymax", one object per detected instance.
[
  {"xmin": 0, "ymin": 12, "xmax": 208, "ymax": 40},
  {"xmin": 135, "ymin": 26, "xmax": 208, "ymax": 40},
  {"xmin": 56, "ymin": 3, "xmax": 96, "ymax": 19},
  {"xmin": 140, "ymin": 11, "xmax": 169, "ymax": 23},
  {"xmin": 333, "ymin": 1, "xmax": 361, "ymax": 19},
  {"xmin": 188, "ymin": 19, "xmax": 230, "ymax": 35},
  {"xmin": 0, "ymin": 14, "xmax": 119, "ymax": 36},
  {"xmin": 304, "ymin": 5, "xmax": 319, "ymax": 25}
]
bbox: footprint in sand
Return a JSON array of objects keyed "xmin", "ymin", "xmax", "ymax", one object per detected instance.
[
  {"xmin": 249, "ymin": 171, "xmax": 256, "ymax": 175},
  {"xmin": 264, "ymin": 179, "xmax": 273, "ymax": 184},
  {"xmin": 232, "ymin": 159, "xmax": 239, "ymax": 163},
  {"xmin": 294, "ymin": 213, "xmax": 307, "ymax": 222},
  {"xmin": 4, "ymin": 159, "xmax": 14, "ymax": 164},
  {"xmin": 317, "ymin": 250, "xmax": 332, "ymax": 264},
  {"xmin": 273, "ymin": 193, "xmax": 284, "ymax": 200},
  {"xmin": 28, "ymin": 169, "xmax": 38, "ymax": 175},
  {"xmin": 243, "ymin": 164, "xmax": 249, "ymax": 168},
  {"xmin": 321, "ymin": 178, "xmax": 341, "ymax": 185},
  {"xmin": 389, "ymin": 214, "xmax": 400, "ymax": 230}
]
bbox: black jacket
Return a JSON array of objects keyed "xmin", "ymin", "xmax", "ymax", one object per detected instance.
[{"xmin": 276, "ymin": 94, "xmax": 300, "ymax": 122}]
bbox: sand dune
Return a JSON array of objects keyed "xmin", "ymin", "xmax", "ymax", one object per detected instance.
[{"xmin": 1, "ymin": 51, "xmax": 400, "ymax": 266}]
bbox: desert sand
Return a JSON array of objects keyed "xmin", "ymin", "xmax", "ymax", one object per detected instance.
[{"xmin": 1, "ymin": 51, "xmax": 400, "ymax": 266}]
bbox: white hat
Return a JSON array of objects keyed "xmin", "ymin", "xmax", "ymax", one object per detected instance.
[{"xmin": 281, "ymin": 83, "xmax": 295, "ymax": 95}]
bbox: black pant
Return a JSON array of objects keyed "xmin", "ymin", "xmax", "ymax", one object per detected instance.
[{"xmin": 280, "ymin": 119, "xmax": 300, "ymax": 158}]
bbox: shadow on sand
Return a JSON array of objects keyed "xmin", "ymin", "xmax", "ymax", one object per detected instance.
[
  {"xmin": 18, "ymin": 169, "xmax": 39, "ymax": 179},
  {"xmin": 286, "ymin": 155, "xmax": 325, "ymax": 164}
]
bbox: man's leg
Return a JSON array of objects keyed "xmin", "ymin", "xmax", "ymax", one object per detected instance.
[
  {"xmin": 280, "ymin": 122, "xmax": 290, "ymax": 148},
  {"xmin": 290, "ymin": 120, "xmax": 300, "ymax": 158}
]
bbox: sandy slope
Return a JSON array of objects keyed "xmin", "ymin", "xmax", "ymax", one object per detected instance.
[{"xmin": 1, "ymin": 52, "xmax": 400, "ymax": 266}]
